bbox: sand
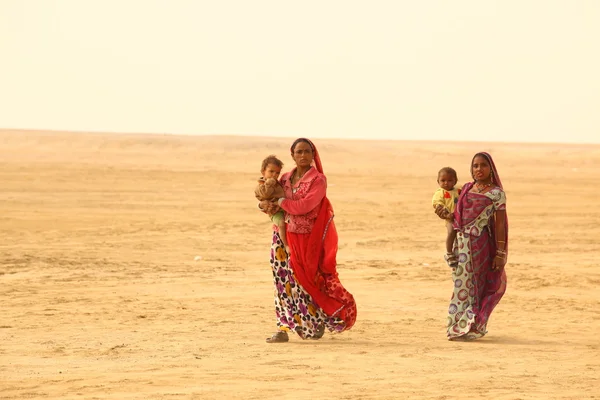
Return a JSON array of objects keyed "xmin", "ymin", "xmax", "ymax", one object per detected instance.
[{"xmin": 1, "ymin": 130, "xmax": 599, "ymax": 399}]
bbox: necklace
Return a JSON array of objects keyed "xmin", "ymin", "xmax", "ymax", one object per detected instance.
[
  {"xmin": 475, "ymin": 182, "xmax": 492, "ymax": 193},
  {"xmin": 294, "ymin": 168, "xmax": 309, "ymax": 181}
]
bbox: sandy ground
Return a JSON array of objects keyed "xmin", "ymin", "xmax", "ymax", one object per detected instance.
[{"xmin": 1, "ymin": 130, "xmax": 599, "ymax": 400}]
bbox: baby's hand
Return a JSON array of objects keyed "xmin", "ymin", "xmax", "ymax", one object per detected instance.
[{"xmin": 265, "ymin": 178, "xmax": 277, "ymax": 187}]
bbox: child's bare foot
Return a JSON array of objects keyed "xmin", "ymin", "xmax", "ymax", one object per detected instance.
[{"xmin": 444, "ymin": 253, "xmax": 458, "ymax": 268}]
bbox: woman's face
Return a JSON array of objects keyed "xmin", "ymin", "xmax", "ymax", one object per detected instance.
[
  {"xmin": 472, "ymin": 155, "xmax": 492, "ymax": 182},
  {"xmin": 292, "ymin": 141, "xmax": 314, "ymax": 168}
]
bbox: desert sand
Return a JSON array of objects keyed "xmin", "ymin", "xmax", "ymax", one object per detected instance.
[{"xmin": 1, "ymin": 130, "xmax": 599, "ymax": 399}]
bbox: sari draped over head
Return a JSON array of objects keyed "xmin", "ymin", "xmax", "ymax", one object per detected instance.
[{"xmin": 454, "ymin": 151, "xmax": 509, "ymax": 257}]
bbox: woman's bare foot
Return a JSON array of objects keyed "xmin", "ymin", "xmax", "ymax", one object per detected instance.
[
  {"xmin": 310, "ymin": 324, "xmax": 325, "ymax": 340},
  {"xmin": 449, "ymin": 332, "xmax": 480, "ymax": 342},
  {"xmin": 266, "ymin": 331, "xmax": 289, "ymax": 343}
]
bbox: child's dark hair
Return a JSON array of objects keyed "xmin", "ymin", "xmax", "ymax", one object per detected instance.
[
  {"xmin": 437, "ymin": 167, "xmax": 458, "ymax": 181},
  {"xmin": 261, "ymin": 155, "xmax": 284, "ymax": 172}
]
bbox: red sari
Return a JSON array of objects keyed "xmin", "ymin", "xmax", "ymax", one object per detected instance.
[{"xmin": 276, "ymin": 140, "xmax": 357, "ymax": 336}]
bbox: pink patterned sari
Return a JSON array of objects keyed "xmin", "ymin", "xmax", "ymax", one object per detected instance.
[{"xmin": 448, "ymin": 153, "xmax": 508, "ymax": 340}]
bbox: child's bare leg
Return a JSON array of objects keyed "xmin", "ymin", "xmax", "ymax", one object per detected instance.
[
  {"xmin": 278, "ymin": 221, "xmax": 290, "ymax": 254},
  {"xmin": 444, "ymin": 222, "xmax": 458, "ymax": 268},
  {"xmin": 445, "ymin": 222, "xmax": 456, "ymax": 254}
]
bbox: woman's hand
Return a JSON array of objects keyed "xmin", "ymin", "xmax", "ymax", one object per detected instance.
[
  {"xmin": 434, "ymin": 205, "xmax": 453, "ymax": 221},
  {"xmin": 492, "ymin": 255, "xmax": 506, "ymax": 271},
  {"xmin": 266, "ymin": 202, "xmax": 280, "ymax": 214},
  {"xmin": 259, "ymin": 200, "xmax": 280, "ymax": 214}
]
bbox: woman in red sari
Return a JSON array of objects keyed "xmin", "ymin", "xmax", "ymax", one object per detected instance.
[
  {"xmin": 436, "ymin": 152, "xmax": 508, "ymax": 341},
  {"xmin": 261, "ymin": 138, "xmax": 357, "ymax": 343}
]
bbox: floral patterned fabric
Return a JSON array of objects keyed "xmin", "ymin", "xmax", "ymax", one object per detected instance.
[
  {"xmin": 270, "ymin": 231, "xmax": 347, "ymax": 338},
  {"xmin": 447, "ymin": 187, "xmax": 507, "ymax": 339}
]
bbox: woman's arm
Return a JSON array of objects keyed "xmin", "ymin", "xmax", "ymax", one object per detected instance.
[
  {"xmin": 492, "ymin": 209, "xmax": 507, "ymax": 270},
  {"xmin": 495, "ymin": 209, "xmax": 507, "ymax": 249},
  {"xmin": 278, "ymin": 176, "xmax": 326, "ymax": 215}
]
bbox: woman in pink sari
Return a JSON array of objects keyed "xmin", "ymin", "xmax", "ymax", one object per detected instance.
[
  {"xmin": 260, "ymin": 138, "xmax": 357, "ymax": 343},
  {"xmin": 436, "ymin": 152, "xmax": 508, "ymax": 341}
]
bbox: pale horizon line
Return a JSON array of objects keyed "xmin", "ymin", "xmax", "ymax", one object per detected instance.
[{"xmin": 1, "ymin": 127, "xmax": 599, "ymax": 147}]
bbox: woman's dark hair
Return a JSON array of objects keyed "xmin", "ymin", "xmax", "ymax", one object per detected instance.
[
  {"xmin": 290, "ymin": 138, "xmax": 314, "ymax": 153},
  {"xmin": 438, "ymin": 167, "xmax": 458, "ymax": 181},
  {"xmin": 261, "ymin": 155, "xmax": 283, "ymax": 172},
  {"xmin": 471, "ymin": 152, "xmax": 491, "ymax": 165}
]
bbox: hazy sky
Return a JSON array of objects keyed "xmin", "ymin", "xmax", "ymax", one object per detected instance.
[{"xmin": 1, "ymin": 0, "xmax": 599, "ymax": 143}]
